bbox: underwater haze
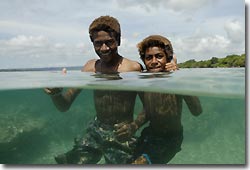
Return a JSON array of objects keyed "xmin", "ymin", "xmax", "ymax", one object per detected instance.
[{"xmin": 0, "ymin": 68, "xmax": 245, "ymax": 164}]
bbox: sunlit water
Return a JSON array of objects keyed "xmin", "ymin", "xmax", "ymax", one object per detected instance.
[{"xmin": 0, "ymin": 68, "xmax": 245, "ymax": 164}]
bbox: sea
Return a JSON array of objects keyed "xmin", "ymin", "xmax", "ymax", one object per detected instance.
[{"xmin": 0, "ymin": 67, "xmax": 246, "ymax": 165}]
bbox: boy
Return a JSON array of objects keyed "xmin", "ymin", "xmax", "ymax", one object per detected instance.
[
  {"xmin": 45, "ymin": 16, "xmax": 144, "ymax": 164},
  {"xmin": 132, "ymin": 35, "xmax": 203, "ymax": 164}
]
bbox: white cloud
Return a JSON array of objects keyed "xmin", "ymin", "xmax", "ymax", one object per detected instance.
[
  {"xmin": 6, "ymin": 35, "xmax": 49, "ymax": 47},
  {"xmin": 174, "ymin": 33, "xmax": 244, "ymax": 63},
  {"xmin": 54, "ymin": 43, "xmax": 66, "ymax": 49},
  {"xmin": 0, "ymin": 0, "xmax": 244, "ymax": 68},
  {"xmin": 0, "ymin": 35, "xmax": 94, "ymax": 69},
  {"xmin": 193, "ymin": 35, "xmax": 230, "ymax": 53},
  {"xmin": 224, "ymin": 19, "xmax": 244, "ymax": 43},
  {"xmin": 115, "ymin": 0, "xmax": 217, "ymax": 13},
  {"xmin": 0, "ymin": 20, "xmax": 87, "ymax": 43}
]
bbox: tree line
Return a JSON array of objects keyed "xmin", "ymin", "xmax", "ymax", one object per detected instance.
[{"xmin": 178, "ymin": 54, "xmax": 245, "ymax": 68}]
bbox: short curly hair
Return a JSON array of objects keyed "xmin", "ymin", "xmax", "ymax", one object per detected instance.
[
  {"xmin": 89, "ymin": 15, "xmax": 121, "ymax": 45},
  {"xmin": 137, "ymin": 35, "xmax": 174, "ymax": 61}
]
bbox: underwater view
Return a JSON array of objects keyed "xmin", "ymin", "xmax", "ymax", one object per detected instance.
[{"xmin": 0, "ymin": 68, "xmax": 245, "ymax": 164}]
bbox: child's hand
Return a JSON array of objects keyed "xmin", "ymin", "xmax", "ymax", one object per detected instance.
[
  {"xmin": 165, "ymin": 54, "xmax": 179, "ymax": 71},
  {"xmin": 114, "ymin": 122, "xmax": 137, "ymax": 142},
  {"xmin": 44, "ymin": 68, "xmax": 66, "ymax": 96},
  {"xmin": 44, "ymin": 88, "xmax": 63, "ymax": 96}
]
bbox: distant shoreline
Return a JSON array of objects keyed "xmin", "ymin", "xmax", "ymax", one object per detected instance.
[
  {"xmin": 0, "ymin": 53, "xmax": 245, "ymax": 71},
  {"xmin": 0, "ymin": 66, "xmax": 82, "ymax": 72},
  {"xmin": 178, "ymin": 54, "xmax": 245, "ymax": 68}
]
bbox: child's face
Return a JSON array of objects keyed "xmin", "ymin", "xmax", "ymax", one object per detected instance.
[
  {"xmin": 92, "ymin": 31, "xmax": 118, "ymax": 62},
  {"xmin": 143, "ymin": 46, "xmax": 167, "ymax": 72}
]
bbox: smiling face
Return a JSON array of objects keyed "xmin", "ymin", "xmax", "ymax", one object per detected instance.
[
  {"xmin": 92, "ymin": 30, "xmax": 118, "ymax": 63},
  {"xmin": 143, "ymin": 46, "xmax": 167, "ymax": 72}
]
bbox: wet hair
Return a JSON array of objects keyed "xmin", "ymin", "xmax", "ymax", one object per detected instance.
[
  {"xmin": 89, "ymin": 15, "xmax": 121, "ymax": 46},
  {"xmin": 137, "ymin": 35, "xmax": 174, "ymax": 61}
]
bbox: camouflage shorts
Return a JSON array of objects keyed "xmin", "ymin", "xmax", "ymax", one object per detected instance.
[{"xmin": 64, "ymin": 119, "xmax": 137, "ymax": 164}]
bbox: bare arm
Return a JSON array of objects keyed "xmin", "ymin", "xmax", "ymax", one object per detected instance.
[
  {"xmin": 183, "ymin": 95, "xmax": 202, "ymax": 116},
  {"xmin": 45, "ymin": 88, "xmax": 81, "ymax": 112},
  {"xmin": 122, "ymin": 58, "xmax": 143, "ymax": 72},
  {"xmin": 132, "ymin": 62, "xmax": 143, "ymax": 72},
  {"xmin": 82, "ymin": 59, "xmax": 97, "ymax": 72},
  {"xmin": 48, "ymin": 60, "xmax": 92, "ymax": 111}
]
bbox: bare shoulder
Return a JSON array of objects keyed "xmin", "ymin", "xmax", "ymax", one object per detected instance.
[
  {"xmin": 81, "ymin": 59, "xmax": 97, "ymax": 72},
  {"xmin": 121, "ymin": 57, "xmax": 142, "ymax": 72}
]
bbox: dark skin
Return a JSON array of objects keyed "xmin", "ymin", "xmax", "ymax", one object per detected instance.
[
  {"xmin": 44, "ymin": 30, "xmax": 143, "ymax": 141},
  {"xmin": 44, "ymin": 34, "xmax": 179, "ymax": 142},
  {"xmin": 142, "ymin": 93, "xmax": 202, "ymax": 136},
  {"xmin": 132, "ymin": 46, "xmax": 202, "ymax": 164},
  {"xmin": 132, "ymin": 93, "xmax": 201, "ymax": 164},
  {"xmin": 142, "ymin": 46, "xmax": 202, "ymax": 132},
  {"xmin": 114, "ymin": 47, "xmax": 180, "ymax": 140}
]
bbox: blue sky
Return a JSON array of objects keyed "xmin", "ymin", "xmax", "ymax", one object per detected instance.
[{"xmin": 0, "ymin": 0, "xmax": 245, "ymax": 69}]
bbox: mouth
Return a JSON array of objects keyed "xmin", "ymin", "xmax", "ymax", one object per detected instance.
[
  {"xmin": 148, "ymin": 67, "xmax": 162, "ymax": 72},
  {"xmin": 100, "ymin": 51, "xmax": 112, "ymax": 56}
]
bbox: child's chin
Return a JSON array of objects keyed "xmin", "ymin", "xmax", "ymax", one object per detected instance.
[{"xmin": 148, "ymin": 68, "xmax": 162, "ymax": 72}]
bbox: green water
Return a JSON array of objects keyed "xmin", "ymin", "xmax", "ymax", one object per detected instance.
[
  {"xmin": 0, "ymin": 88, "xmax": 245, "ymax": 164},
  {"xmin": 0, "ymin": 68, "xmax": 245, "ymax": 164}
]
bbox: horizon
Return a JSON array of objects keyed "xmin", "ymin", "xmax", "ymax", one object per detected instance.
[
  {"xmin": 0, "ymin": 0, "xmax": 245, "ymax": 69},
  {"xmin": 0, "ymin": 53, "xmax": 245, "ymax": 70}
]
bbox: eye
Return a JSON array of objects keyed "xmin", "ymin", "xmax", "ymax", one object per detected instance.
[
  {"xmin": 93, "ymin": 39, "xmax": 115, "ymax": 47},
  {"xmin": 106, "ymin": 39, "xmax": 115, "ymax": 46},
  {"xmin": 93, "ymin": 41, "xmax": 102, "ymax": 47},
  {"xmin": 145, "ymin": 55, "xmax": 152, "ymax": 61},
  {"xmin": 156, "ymin": 54, "xmax": 164, "ymax": 59}
]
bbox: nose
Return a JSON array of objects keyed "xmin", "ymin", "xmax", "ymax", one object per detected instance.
[
  {"xmin": 152, "ymin": 56, "xmax": 158, "ymax": 63},
  {"xmin": 150, "ymin": 56, "xmax": 159, "ymax": 67},
  {"xmin": 152, "ymin": 56, "xmax": 158, "ymax": 64},
  {"xmin": 100, "ymin": 43, "xmax": 110, "ymax": 51}
]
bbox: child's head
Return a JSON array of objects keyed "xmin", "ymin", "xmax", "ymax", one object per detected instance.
[
  {"xmin": 137, "ymin": 35, "xmax": 174, "ymax": 72},
  {"xmin": 89, "ymin": 15, "xmax": 121, "ymax": 46}
]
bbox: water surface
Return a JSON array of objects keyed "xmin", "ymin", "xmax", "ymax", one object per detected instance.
[{"xmin": 0, "ymin": 68, "xmax": 245, "ymax": 164}]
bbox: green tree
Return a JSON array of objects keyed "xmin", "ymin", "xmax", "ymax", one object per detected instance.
[{"xmin": 178, "ymin": 54, "xmax": 245, "ymax": 68}]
